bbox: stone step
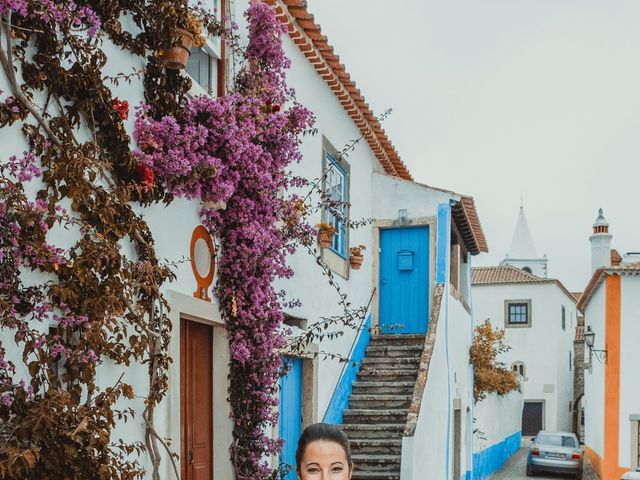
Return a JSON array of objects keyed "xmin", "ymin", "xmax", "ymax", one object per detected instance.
[
  {"xmin": 348, "ymin": 394, "xmax": 413, "ymax": 410},
  {"xmin": 357, "ymin": 368, "xmax": 418, "ymax": 382},
  {"xmin": 343, "ymin": 409, "xmax": 408, "ymax": 424},
  {"xmin": 361, "ymin": 356, "xmax": 420, "ymax": 367},
  {"xmin": 352, "ymin": 454, "xmax": 401, "ymax": 472},
  {"xmin": 352, "ymin": 472, "xmax": 400, "ymax": 480},
  {"xmin": 369, "ymin": 334, "xmax": 424, "ymax": 346},
  {"xmin": 340, "ymin": 423, "xmax": 405, "ymax": 439},
  {"xmin": 352, "ymin": 381, "xmax": 415, "ymax": 396},
  {"xmin": 365, "ymin": 345, "xmax": 423, "ymax": 357},
  {"xmin": 350, "ymin": 438, "xmax": 402, "ymax": 455}
]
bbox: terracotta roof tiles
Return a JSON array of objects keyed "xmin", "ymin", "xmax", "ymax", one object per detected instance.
[
  {"xmin": 271, "ymin": 0, "xmax": 412, "ymax": 181},
  {"xmin": 472, "ymin": 266, "xmax": 577, "ymax": 303}
]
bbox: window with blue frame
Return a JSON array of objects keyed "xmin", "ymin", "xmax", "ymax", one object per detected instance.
[{"xmin": 325, "ymin": 153, "xmax": 348, "ymax": 257}]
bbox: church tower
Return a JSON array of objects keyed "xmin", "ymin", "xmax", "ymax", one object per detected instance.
[{"xmin": 499, "ymin": 204, "xmax": 548, "ymax": 277}]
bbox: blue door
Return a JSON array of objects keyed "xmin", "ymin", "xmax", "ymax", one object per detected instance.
[
  {"xmin": 379, "ymin": 226, "xmax": 429, "ymax": 334},
  {"xmin": 279, "ymin": 357, "xmax": 303, "ymax": 479}
]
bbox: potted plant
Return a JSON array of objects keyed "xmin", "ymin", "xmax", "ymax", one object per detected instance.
[
  {"xmin": 158, "ymin": 13, "xmax": 207, "ymax": 70},
  {"xmin": 349, "ymin": 245, "xmax": 366, "ymax": 270},
  {"xmin": 316, "ymin": 222, "xmax": 336, "ymax": 248}
]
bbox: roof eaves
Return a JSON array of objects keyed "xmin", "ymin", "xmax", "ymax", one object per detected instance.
[{"xmin": 274, "ymin": 0, "xmax": 412, "ymax": 181}]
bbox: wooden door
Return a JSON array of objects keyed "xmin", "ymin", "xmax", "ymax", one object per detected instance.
[
  {"xmin": 379, "ymin": 226, "xmax": 430, "ymax": 334},
  {"xmin": 279, "ymin": 358, "xmax": 303, "ymax": 480},
  {"xmin": 181, "ymin": 319, "xmax": 214, "ymax": 480},
  {"xmin": 522, "ymin": 401, "xmax": 544, "ymax": 437}
]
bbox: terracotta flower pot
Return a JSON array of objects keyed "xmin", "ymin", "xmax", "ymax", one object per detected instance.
[
  {"xmin": 349, "ymin": 255, "xmax": 363, "ymax": 270},
  {"xmin": 318, "ymin": 230, "xmax": 334, "ymax": 248},
  {"xmin": 159, "ymin": 28, "xmax": 194, "ymax": 70}
]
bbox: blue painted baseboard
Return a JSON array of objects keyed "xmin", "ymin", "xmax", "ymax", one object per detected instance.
[
  {"xmin": 323, "ymin": 315, "xmax": 372, "ymax": 425},
  {"xmin": 472, "ymin": 431, "xmax": 521, "ymax": 480}
]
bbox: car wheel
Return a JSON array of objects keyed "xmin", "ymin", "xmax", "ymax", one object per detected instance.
[
  {"xmin": 573, "ymin": 470, "xmax": 583, "ymax": 479},
  {"xmin": 526, "ymin": 464, "xmax": 535, "ymax": 477}
]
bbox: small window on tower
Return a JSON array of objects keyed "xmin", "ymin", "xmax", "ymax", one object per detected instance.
[{"xmin": 522, "ymin": 266, "xmax": 532, "ymax": 274}]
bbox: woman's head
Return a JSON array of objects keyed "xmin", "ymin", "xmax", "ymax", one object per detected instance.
[{"xmin": 295, "ymin": 423, "xmax": 353, "ymax": 479}]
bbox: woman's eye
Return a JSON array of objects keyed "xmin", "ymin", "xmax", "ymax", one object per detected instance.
[
  {"xmin": 331, "ymin": 466, "xmax": 344, "ymax": 473},
  {"xmin": 307, "ymin": 467, "xmax": 320, "ymax": 473}
]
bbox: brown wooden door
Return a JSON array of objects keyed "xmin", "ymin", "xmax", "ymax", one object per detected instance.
[{"xmin": 181, "ymin": 319, "xmax": 214, "ymax": 480}]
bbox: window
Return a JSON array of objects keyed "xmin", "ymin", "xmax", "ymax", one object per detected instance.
[
  {"xmin": 537, "ymin": 435, "xmax": 578, "ymax": 448},
  {"xmin": 569, "ymin": 351, "xmax": 572, "ymax": 371},
  {"xmin": 186, "ymin": 48, "xmax": 217, "ymax": 95},
  {"xmin": 511, "ymin": 361, "xmax": 526, "ymax": 378},
  {"xmin": 324, "ymin": 153, "xmax": 348, "ymax": 257},
  {"xmin": 562, "ymin": 305, "xmax": 566, "ymax": 331},
  {"xmin": 505, "ymin": 300, "xmax": 531, "ymax": 327},
  {"xmin": 522, "ymin": 266, "xmax": 532, "ymax": 274}
]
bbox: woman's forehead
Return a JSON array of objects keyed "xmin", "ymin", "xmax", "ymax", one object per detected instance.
[{"xmin": 302, "ymin": 439, "xmax": 348, "ymax": 462}]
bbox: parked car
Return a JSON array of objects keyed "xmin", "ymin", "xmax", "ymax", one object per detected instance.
[{"xmin": 526, "ymin": 431, "xmax": 583, "ymax": 478}]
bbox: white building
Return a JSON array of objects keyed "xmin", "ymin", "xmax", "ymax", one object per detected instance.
[
  {"xmin": 0, "ymin": 1, "xmax": 499, "ymax": 480},
  {"xmin": 578, "ymin": 210, "xmax": 640, "ymax": 479},
  {"xmin": 472, "ymin": 207, "xmax": 577, "ymax": 436}
]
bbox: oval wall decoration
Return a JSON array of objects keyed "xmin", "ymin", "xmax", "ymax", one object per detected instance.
[{"xmin": 190, "ymin": 225, "xmax": 216, "ymax": 302}]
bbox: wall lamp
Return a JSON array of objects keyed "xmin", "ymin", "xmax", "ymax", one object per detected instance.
[{"xmin": 584, "ymin": 326, "xmax": 607, "ymax": 363}]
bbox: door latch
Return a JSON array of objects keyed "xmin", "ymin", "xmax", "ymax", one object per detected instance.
[{"xmin": 189, "ymin": 449, "xmax": 194, "ymax": 464}]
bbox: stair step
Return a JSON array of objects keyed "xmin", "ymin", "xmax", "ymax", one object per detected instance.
[
  {"xmin": 352, "ymin": 454, "xmax": 401, "ymax": 472},
  {"xmin": 352, "ymin": 381, "xmax": 415, "ymax": 395},
  {"xmin": 361, "ymin": 356, "xmax": 420, "ymax": 366},
  {"xmin": 340, "ymin": 423, "xmax": 405, "ymax": 439},
  {"xmin": 357, "ymin": 369, "xmax": 418, "ymax": 382},
  {"xmin": 365, "ymin": 345, "xmax": 423, "ymax": 357},
  {"xmin": 348, "ymin": 394, "xmax": 413, "ymax": 410},
  {"xmin": 343, "ymin": 409, "xmax": 408, "ymax": 424},
  {"xmin": 351, "ymin": 438, "xmax": 402, "ymax": 455},
  {"xmin": 369, "ymin": 334, "xmax": 424, "ymax": 346},
  {"xmin": 352, "ymin": 472, "xmax": 400, "ymax": 480}
]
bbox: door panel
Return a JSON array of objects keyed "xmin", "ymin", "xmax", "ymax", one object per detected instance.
[
  {"xmin": 181, "ymin": 319, "xmax": 214, "ymax": 480},
  {"xmin": 279, "ymin": 358, "xmax": 303, "ymax": 480},
  {"xmin": 522, "ymin": 401, "xmax": 544, "ymax": 437},
  {"xmin": 379, "ymin": 226, "xmax": 430, "ymax": 334}
]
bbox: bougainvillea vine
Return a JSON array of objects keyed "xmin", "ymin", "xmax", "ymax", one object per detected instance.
[{"xmin": 134, "ymin": 3, "xmax": 314, "ymax": 477}]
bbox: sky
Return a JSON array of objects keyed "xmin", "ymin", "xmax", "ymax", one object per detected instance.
[{"xmin": 308, "ymin": 0, "xmax": 640, "ymax": 291}]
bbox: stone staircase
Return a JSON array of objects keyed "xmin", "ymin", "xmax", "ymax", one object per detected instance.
[{"xmin": 340, "ymin": 334, "xmax": 424, "ymax": 480}]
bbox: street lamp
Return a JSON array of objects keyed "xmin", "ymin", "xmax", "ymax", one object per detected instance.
[{"xmin": 584, "ymin": 326, "xmax": 607, "ymax": 362}]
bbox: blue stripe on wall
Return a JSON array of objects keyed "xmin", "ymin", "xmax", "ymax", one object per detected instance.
[
  {"xmin": 323, "ymin": 314, "xmax": 372, "ymax": 425},
  {"xmin": 472, "ymin": 431, "xmax": 522, "ymax": 480},
  {"xmin": 436, "ymin": 203, "xmax": 450, "ymax": 284}
]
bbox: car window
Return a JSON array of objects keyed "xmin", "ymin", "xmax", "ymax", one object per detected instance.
[{"xmin": 537, "ymin": 435, "xmax": 577, "ymax": 448}]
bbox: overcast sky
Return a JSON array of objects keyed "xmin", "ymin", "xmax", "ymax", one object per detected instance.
[{"xmin": 308, "ymin": 0, "xmax": 640, "ymax": 291}]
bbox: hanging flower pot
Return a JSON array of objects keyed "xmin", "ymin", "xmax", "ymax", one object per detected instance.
[
  {"xmin": 316, "ymin": 222, "xmax": 336, "ymax": 248},
  {"xmin": 158, "ymin": 28, "xmax": 194, "ymax": 70},
  {"xmin": 349, "ymin": 245, "xmax": 366, "ymax": 270}
]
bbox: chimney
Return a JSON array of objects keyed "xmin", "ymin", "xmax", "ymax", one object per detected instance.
[{"xmin": 589, "ymin": 208, "xmax": 612, "ymax": 273}]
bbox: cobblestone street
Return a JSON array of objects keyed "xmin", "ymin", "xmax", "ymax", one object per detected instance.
[{"xmin": 491, "ymin": 447, "xmax": 600, "ymax": 480}]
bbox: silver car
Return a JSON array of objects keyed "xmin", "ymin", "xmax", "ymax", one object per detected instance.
[{"xmin": 526, "ymin": 431, "xmax": 584, "ymax": 478}]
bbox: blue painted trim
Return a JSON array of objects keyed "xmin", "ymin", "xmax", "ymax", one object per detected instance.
[
  {"xmin": 323, "ymin": 315, "xmax": 372, "ymax": 425},
  {"xmin": 464, "ymin": 471, "xmax": 472, "ymax": 480},
  {"xmin": 436, "ymin": 203, "xmax": 450, "ymax": 284},
  {"xmin": 472, "ymin": 431, "xmax": 522, "ymax": 480}
]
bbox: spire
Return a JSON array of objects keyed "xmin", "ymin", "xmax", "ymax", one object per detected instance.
[{"xmin": 507, "ymin": 205, "xmax": 538, "ymax": 259}]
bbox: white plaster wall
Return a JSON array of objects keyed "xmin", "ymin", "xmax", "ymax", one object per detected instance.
[
  {"xmin": 472, "ymin": 282, "xmax": 577, "ymax": 432},
  {"xmin": 401, "ymin": 300, "xmax": 450, "ymax": 480},
  {"xmin": 473, "ymin": 391, "xmax": 524, "ymax": 454},
  {"xmin": 584, "ymin": 284, "xmax": 606, "ymax": 458},
  {"xmin": 619, "ymin": 275, "xmax": 640, "ymax": 468}
]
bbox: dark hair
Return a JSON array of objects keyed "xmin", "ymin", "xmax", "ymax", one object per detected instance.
[{"xmin": 295, "ymin": 423, "xmax": 353, "ymax": 473}]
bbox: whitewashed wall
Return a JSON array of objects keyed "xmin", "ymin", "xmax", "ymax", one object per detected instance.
[
  {"xmin": 584, "ymin": 283, "xmax": 606, "ymax": 459},
  {"xmin": 473, "ymin": 391, "xmax": 523, "ymax": 454},
  {"xmin": 472, "ymin": 282, "xmax": 577, "ymax": 432}
]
